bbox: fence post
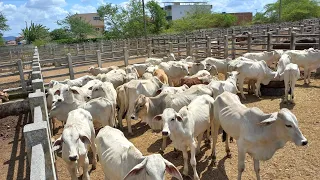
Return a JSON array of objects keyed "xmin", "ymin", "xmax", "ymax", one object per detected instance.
[
  {"xmin": 67, "ymin": 53, "xmax": 74, "ymax": 80},
  {"xmin": 224, "ymin": 35, "xmax": 229, "ymax": 59},
  {"xmin": 276, "ymin": 28, "xmax": 280, "ymax": 43},
  {"xmin": 206, "ymin": 36, "xmax": 211, "ymax": 57},
  {"xmin": 177, "ymin": 38, "xmax": 181, "ymax": 57},
  {"xmin": 100, "ymin": 41, "xmax": 104, "ymax": 52},
  {"xmin": 123, "ymin": 47, "xmax": 129, "ymax": 67},
  {"xmin": 187, "ymin": 40, "xmax": 193, "ymax": 57},
  {"xmin": 300, "ymin": 25, "xmax": 304, "ymax": 34},
  {"xmin": 147, "ymin": 44, "xmax": 152, "ymax": 58},
  {"xmin": 96, "ymin": 50, "xmax": 102, "ymax": 68},
  {"xmin": 318, "ymin": 33, "xmax": 320, "ymax": 50},
  {"xmin": 76, "ymin": 44, "xmax": 79, "ymax": 55},
  {"xmin": 267, "ymin": 32, "xmax": 272, "ymax": 52},
  {"xmin": 231, "ymin": 34, "xmax": 236, "ymax": 59},
  {"xmin": 17, "ymin": 60, "xmax": 27, "ymax": 92},
  {"xmin": 311, "ymin": 24, "xmax": 315, "ymax": 34},
  {"xmin": 169, "ymin": 42, "xmax": 173, "ymax": 54},
  {"xmin": 290, "ymin": 32, "xmax": 296, "ymax": 50},
  {"xmin": 247, "ymin": 32, "xmax": 252, "ymax": 53}
]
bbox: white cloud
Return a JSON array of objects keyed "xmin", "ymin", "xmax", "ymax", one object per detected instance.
[
  {"xmin": 70, "ymin": 4, "xmax": 97, "ymax": 14},
  {"xmin": 26, "ymin": 0, "xmax": 67, "ymax": 9}
]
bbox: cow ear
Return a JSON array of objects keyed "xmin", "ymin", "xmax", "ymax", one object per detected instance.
[
  {"xmin": 176, "ymin": 114, "xmax": 183, "ymax": 122},
  {"xmin": 259, "ymin": 116, "xmax": 277, "ymax": 126},
  {"xmin": 183, "ymin": 84, "xmax": 189, "ymax": 89},
  {"xmin": 52, "ymin": 136, "xmax": 63, "ymax": 152},
  {"xmin": 54, "ymin": 90, "xmax": 60, "ymax": 95},
  {"xmin": 80, "ymin": 135, "xmax": 91, "ymax": 145},
  {"xmin": 164, "ymin": 159, "xmax": 183, "ymax": 180},
  {"xmin": 123, "ymin": 158, "xmax": 147, "ymax": 180},
  {"xmin": 70, "ymin": 87, "xmax": 80, "ymax": 94},
  {"xmin": 152, "ymin": 115, "xmax": 162, "ymax": 121}
]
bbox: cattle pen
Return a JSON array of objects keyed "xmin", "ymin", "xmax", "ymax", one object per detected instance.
[{"xmin": 0, "ymin": 18, "xmax": 320, "ymax": 180}]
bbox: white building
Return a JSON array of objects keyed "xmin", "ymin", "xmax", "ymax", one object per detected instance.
[{"xmin": 163, "ymin": 2, "xmax": 212, "ymax": 20}]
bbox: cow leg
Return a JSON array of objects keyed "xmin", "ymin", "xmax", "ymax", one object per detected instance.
[
  {"xmin": 90, "ymin": 142, "xmax": 97, "ymax": 170},
  {"xmin": 190, "ymin": 141, "xmax": 200, "ymax": 180},
  {"xmin": 211, "ymin": 123, "xmax": 220, "ymax": 165},
  {"xmin": 126, "ymin": 105, "xmax": 134, "ymax": 135},
  {"xmin": 284, "ymin": 76, "xmax": 289, "ymax": 103},
  {"xmin": 182, "ymin": 147, "xmax": 189, "ymax": 176},
  {"xmin": 237, "ymin": 143, "xmax": 246, "ymax": 180},
  {"xmin": 196, "ymin": 133, "xmax": 203, "ymax": 155},
  {"xmin": 291, "ymin": 79, "xmax": 297, "ymax": 104},
  {"xmin": 308, "ymin": 68, "xmax": 312, "ymax": 84},
  {"xmin": 254, "ymin": 159, "xmax": 261, "ymax": 180},
  {"xmin": 303, "ymin": 67, "xmax": 308, "ymax": 84},
  {"xmin": 161, "ymin": 136, "xmax": 167, "ymax": 153},
  {"xmin": 81, "ymin": 155, "xmax": 90, "ymax": 180},
  {"xmin": 225, "ymin": 133, "xmax": 231, "ymax": 158},
  {"xmin": 67, "ymin": 163, "xmax": 78, "ymax": 180},
  {"xmin": 255, "ymin": 81, "xmax": 261, "ymax": 98},
  {"xmin": 205, "ymin": 128, "xmax": 211, "ymax": 147},
  {"xmin": 238, "ymin": 77, "xmax": 246, "ymax": 99}
]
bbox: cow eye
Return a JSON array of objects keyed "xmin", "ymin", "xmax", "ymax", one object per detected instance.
[
  {"xmin": 171, "ymin": 118, "xmax": 175, "ymax": 121},
  {"xmin": 66, "ymin": 89, "xmax": 69, "ymax": 91},
  {"xmin": 285, "ymin": 124, "xmax": 292, "ymax": 128},
  {"xmin": 140, "ymin": 105, "xmax": 143, "ymax": 108},
  {"xmin": 95, "ymin": 89, "xmax": 98, "ymax": 91}
]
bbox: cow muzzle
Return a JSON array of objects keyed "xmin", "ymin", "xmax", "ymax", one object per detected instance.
[
  {"xmin": 69, "ymin": 155, "xmax": 78, "ymax": 161},
  {"xmin": 162, "ymin": 131, "xmax": 169, "ymax": 136},
  {"xmin": 131, "ymin": 114, "xmax": 138, "ymax": 120},
  {"xmin": 301, "ymin": 140, "xmax": 308, "ymax": 146}
]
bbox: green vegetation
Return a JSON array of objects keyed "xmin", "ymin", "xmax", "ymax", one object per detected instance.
[
  {"xmin": 253, "ymin": 0, "xmax": 320, "ymax": 24},
  {"xmin": 21, "ymin": 21, "xmax": 49, "ymax": 44},
  {"xmin": 50, "ymin": 28, "xmax": 71, "ymax": 40},
  {"xmin": 0, "ymin": 12, "xmax": 9, "ymax": 45}
]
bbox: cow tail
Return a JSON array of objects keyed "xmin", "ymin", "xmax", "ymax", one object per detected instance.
[{"xmin": 222, "ymin": 130, "xmax": 227, "ymax": 142}]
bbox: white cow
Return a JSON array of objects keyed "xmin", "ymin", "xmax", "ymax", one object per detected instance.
[
  {"xmin": 159, "ymin": 61, "xmax": 189, "ymax": 86},
  {"xmin": 145, "ymin": 57, "xmax": 163, "ymax": 65},
  {"xmin": 283, "ymin": 49, "xmax": 320, "ymax": 84},
  {"xmin": 52, "ymin": 108, "xmax": 97, "ymax": 180},
  {"xmin": 141, "ymin": 72, "xmax": 154, "ymax": 80},
  {"xmin": 88, "ymin": 66, "xmax": 119, "ymax": 76},
  {"xmin": 158, "ymin": 84, "xmax": 189, "ymax": 94},
  {"xmin": 235, "ymin": 60, "xmax": 276, "ymax": 99},
  {"xmin": 145, "ymin": 65, "xmax": 159, "ymax": 74},
  {"xmin": 152, "ymin": 95, "xmax": 215, "ymax": 180},
  {"xmin": 96, "ymin": 69, "xmax": 126, "ymax": 89},
  {"xmin": 124, "ymin": 72, "xmax": 139, "ymax": 83},
  {"xmin": 131, "ymin": 64, "xmax": 149, "ymax": 77},
  {"xmin": 95, "ymin": 126, "xmax": 182, "ymax": 180},
  {"xmin": 201, "ymin": 57, "xmax": 230, "ymax": 75},
  {"xmin": 211, "ymin": 91, "xmax": 308, "ymax": 180},
  {"xmin": 117, "ymin": 77, "xmax": 163, "ymax": 134},
  {"xmin": 209, "ymin": 71, "xmax": 238, "ymax": 98},
  {"xmin": 60, "ymin": 75, "xmax": 95, "ymax": 87},
  {"xmin": 243, "ymin": 50, "xmax": 283, "ymax": 66}
]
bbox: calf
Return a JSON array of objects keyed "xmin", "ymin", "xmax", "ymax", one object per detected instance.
[
  {"xmin": 95, "ymin": 126, "xmax": 182, "ymax": 180},
  {"xmin": 159, "ymin": 61, "xmax": 189, "ymax": 86},
  {"xmin": 201, "ymin": 57, "xmax": 229, "ymax": 75},
  {"xmin": 243, "ymin": 50, "xmax": 283, "ymax": 66},
  {"xmin": 153, "ymin": 69, "xmax": 169, "ymax": 84},
  {"xmin": 282, "ymin": 63, "xmax": 300, "ymax": 104},
  {"xmin": 52, "ymin": 108, "xmax": 97, "ymax": 180},
  {"xmin": 180, "ymin": 76, "xmax": 212, "ymax": 87},
  {"xmin": 153, "ymin": 95, "xmax": 215, "ymax": 180},
  {"xmin": 88, "ymin": 66, "xmax": 118, "ymax": 76},
  {"xmin": 211, "ymin": 91, "xmax": 308, "ymax": 180},
  {"xmin": 209, "ymin": 71, "xmax": 238, "ymax": 98},
  {"xmin": 96, "ymin": 69, "xmax": 126, "ymax": 89}
]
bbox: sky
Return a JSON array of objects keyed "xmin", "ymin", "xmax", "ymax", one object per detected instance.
[{"xmin": 0, "ymin": 0, "xmax": 277, "ymax": 37}]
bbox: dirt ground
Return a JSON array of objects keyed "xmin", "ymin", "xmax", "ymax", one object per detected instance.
[{"xmin": 1, "ymin": 77, "xmax": 319, "ymax": 180}]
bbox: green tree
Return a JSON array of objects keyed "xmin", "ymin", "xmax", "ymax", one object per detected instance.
[
  {"xmin": 146, "ymin": 0, "xmax": 167, "ymax": 34},
  {"xmin": 57, "ymin": 14, "xmax": 95, "ymax": 39},
  {"xmin": 0, "ymin": 13, "xmax": 10, "ymax": 45},
  {"xmin": 254, "ymin": 0, "xmax": 320, "ymax": 23},
  {"xmin": 50, "ymin": 28, "xmax": 71, "ymax": 40},
  {"xmin": 21, "ymin": 21, "xmax": 49, "ymax": 44}
]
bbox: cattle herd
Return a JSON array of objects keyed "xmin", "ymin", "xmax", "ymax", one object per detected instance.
[{"xmin": 46, "ymin": 48, "xmax": 320, "ymax": 180}]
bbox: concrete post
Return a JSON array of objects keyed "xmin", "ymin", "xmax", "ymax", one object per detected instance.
[
  {"xmin": 311, "ymin": 24, "xmax": 315, "ymax": 34},
  {"xmin": 147, "ymin": 44, "xmax": 152, "ymax": 58},
  {"xmin": 206, "ymin": 36, "xmax": 211, "ymax": 57},
  {"xmin": 262, "ymin": 30, "xmax": 267, "ymax": 49},
  {"xmin": 300, "ymin": 25, "xmax": 304, "ymax": 34},
  {"xmin": 67, "ymin": 53, "xmax": 74, "ymax": 80},
  {"xmin": 123, "ymin": 47, "xmax": 129, "ymax": 67},
  {"xmin": 276, "ymin": 28, "xmax": 280, "ymax": 43},
  {"xmin": 231, "ymin": 34, "xmax": 236, "ymax": 59},
  {"xmin": 28, "ymin": 90, "xmax": 49, "ymax": 122},
  {"xmin": 188, "ymin": 40, "xmax": 193, "ymax": 57},
  {"xmin": 17, "ymin": 60, "xmax": 27, "ymax": 92},
  {"xmin": 30, "ymin": 144, "xmax": 46, "ymax": 180},
  {"xmin": 32, "ymin": 79, "xmax": 45, "ymax": 93},
  {"xmin": 32, "ymin": 71, "xmax": 42, "ymax": 80},
  {"xmin": 76, "ymin": 44, "xmax": 79, "ymax": 55},
  {"xmin": 224, "ymin": 35, "xmax": 229, "ymax": 59},
  {"xmin": 96, "ymin": 50, "xmax": 102, "ymax": 68},
  {"xmin": 290, "ymin": 32, "xmax": 296, "ymax": 50},
  {"xmin": 247, "ymin": 32, "xmax": 252, "ymax": 53},
  {"xmin": 267, "ymin": 32, "xmax": 272, "ymax": 52},
  {"xmin": 100, "ymin": 41, "xmax": 104, "ymax": 53},
  {"xmin": 169, "ymin": 42, "xmax": 173, "ymax": 54}
]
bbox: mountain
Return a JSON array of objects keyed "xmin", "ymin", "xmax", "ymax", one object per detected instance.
[{"xmin": 3, "ymin": 36, "xmax": 16, "ymax": 41}]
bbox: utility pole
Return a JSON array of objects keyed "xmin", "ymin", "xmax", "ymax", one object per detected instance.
[
  {"xmin": 279, "ymin": 0, "xmax": 282, "ymax": 22},
  {"xmin": 142, "ymin": 0, "xmax": 147, "ymax": 39}
]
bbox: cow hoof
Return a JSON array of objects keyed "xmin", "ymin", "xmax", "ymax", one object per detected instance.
[
  {"xmin": 283, "ymin": 100, "xmax": 288, "ymax": 104},
  {"xmin": 226, "ymin": 153, "xmax": 232, "ymax": 158},
  {"xmin": 159, "ymin": 150, "xmax": 164, "ymax": 154},
  {"xmin": 91, "ymin": 165, "xmax": 96, "ymax": 170}
]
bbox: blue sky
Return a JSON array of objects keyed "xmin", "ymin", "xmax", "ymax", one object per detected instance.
[{"xmin": 0, "ymin": 0, "xmax": 277, "ymax": 37}]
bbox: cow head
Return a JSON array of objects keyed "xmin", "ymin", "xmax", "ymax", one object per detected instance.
[
  {"xmin": 131, "ymin": 94, "xmax": 148, "ymax": 120},
  {"xmin": 152, "ymin": 108, "xmax": 182, "ymax": 137},
  {"xmin": 0, "ymin": 91, "xmax": 9, "ymax": 102},
  {"xmin": 259, "ymin": 108, "xmax": 308, "ymax": 146},
  {"xmin": 124, "ymin": 154, "xmax": 182, "ymax": 180}
]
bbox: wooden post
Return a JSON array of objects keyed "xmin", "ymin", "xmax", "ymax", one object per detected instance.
[
  {"xmin": 96, "ymin": 50, "xmax": 102, "ymax": 68},
  {"xmin": 276, "ymin": 28, "xmax": 280, "ymax": 43},
  {"xmin": 300, "ymin": 25, "xmax": 304, "ymax": 34},
  {"xmin": 231, "ymin": 34, "xmax": 236, "ymax": 59},
  {"xmin": 76, "ymin": 44, "xmax": 79, "ymax": 55},
  {"xmin": 67, "ymin": 53, "xmax": 74, "ymax": 80},
  {"xmin": 17, "ymin": 60, "xmax": 27, "ymax": 92},
  {"xmin": 100, "ymin": 41, "xmax": 104, "ymax": 52},
  {"xmin": 187, "ymin": 40, "xmax": 193, "ymax": 57},
  {"xmin": 224, "ymin": 35, "xmax": 229, "ymax": 59},
  {"xmin": 194, "ymin": 36, "xmax": 198, "ymax": 55},
  {"xmin": 260, "ymin": 30, "xmax": 266, "ymax": 50},
  {"xmin": 123, "ymin": 47, "xmax": 129, "ymax": 66},
  {"xmin": 83, "ymin": 43, "xmax": 87, "ymax": 61},
  {"xmin": 318, "ymin": 33, "xmax": 320, "ymax": 51},
  {"xmin": 9, "ymin": 50, "xmax": 12, "ymax": 62},
  {"xmin": 177, "ymin": 38, "xmax": 181, "ymax": 57},
  {"xmin": 147, "ymin": 44, "xmax": 152, "ymax": 58},
  {"xmin": 257, "ymin": 27, "xmax": 260, "ymax": 34},
  {"xmin": 288, "ymin": 27, "xmax": 292, "ymax": 35},
  {"xmin": 169, "ymin": 42, "xmax": 173, "ymax": 54},
  {"xmin": 290, "ymin": 32, "xmax": 296, "ymax": 50},
  {"xmin": 311, "ymin": 24, "xmax": 315, "ymax": 34},
  {"xmin": 267, "ymin": 32, "xmax": 272, "ymax": 52},
  {"xmin": 247, "ymin": 32, "xmax": 252, "ymax": 53},
  {"xmin": 206, "ymin": 36, "xmax": 211, "ymax": 57}
]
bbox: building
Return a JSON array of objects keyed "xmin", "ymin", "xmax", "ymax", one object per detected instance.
[
  {"xmin": 163, "ymin": 2, "xmax": 212, "ymax": 21},
  {"xmin": 74, "ymin": 13, "xmax": 104, "ymax": 33},
  {"xmin": 226, "ymin": 12, "xmax": 253, "ymax": 25}
]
